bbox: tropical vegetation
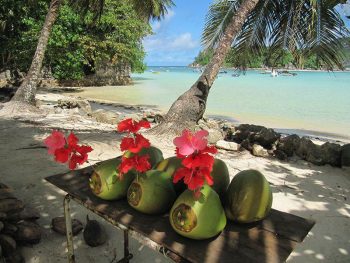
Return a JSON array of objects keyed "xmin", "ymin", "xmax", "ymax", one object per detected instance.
[
  {"xmin": 0, "ymin": 0, "xmax": 151, "ymax": 80},
  {"xmin": 2, "ymin": 0, "xmax": 174, "ymax": 106}
]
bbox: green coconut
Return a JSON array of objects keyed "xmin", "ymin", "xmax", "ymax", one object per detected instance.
[
  {"xmin": 127, "ymin": 170, "xmax": 176, "ymax": 214},
  {"xmin": 224, "ymin": 169, "xmax": 273, "ymax": 223},
  {"xmin": 123, "ymin": 146, "xmax": 164, "ymax": 168},
  {"xmin": 89, "ymin": 158, "xmax": 136, "ymax": 201},
  {"xmin": 155, "ymin": 156, "xmax": 186, "ymax": 194},
  {"xmin": 210, "ymin": 159, "xmax": 230, "ymax": 198},
  {"xmin": 169, "ymin": 185, "xmax": 226, "ymax": 240}
]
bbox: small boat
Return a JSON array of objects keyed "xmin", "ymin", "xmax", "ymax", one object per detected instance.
[{"xmin": 271, "ymin": 69, "xmax": 278, "ymax": 77}]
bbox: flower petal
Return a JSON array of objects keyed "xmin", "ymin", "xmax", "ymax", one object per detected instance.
[
  {"xmin": 54, "ymin": 148, "xmax": 70, "ymax": 163},
  {"xmin": 117, "ymin": 118, "xmax": 134, "ymax": 132},
  {"xmin": 173, "ymin": 130, "xmax": 195, "ymax": 156},
  {"xmin": 67, "ymin": 132, "xmax": 79, "ymax": 147},
  {"xmin": 44, "ymin": 130, "xmax": 66, "ymax": 155}
]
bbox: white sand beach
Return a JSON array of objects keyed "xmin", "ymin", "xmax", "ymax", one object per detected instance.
[{"xmin": 0, "ymin": 91, "xmax": 349, "ymax": 263}]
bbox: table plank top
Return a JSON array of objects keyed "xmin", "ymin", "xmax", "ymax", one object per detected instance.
[{"xmin": 45, "ymin": 164, "xmax": 315, "ymax": 263}]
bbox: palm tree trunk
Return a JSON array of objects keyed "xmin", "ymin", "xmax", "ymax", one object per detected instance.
[
  {"xmin": 11, "ymin": 0, "xmax": 62, "ymax": 105},
  {"xmin": 153, "ymin": 0, "xmax": 260, "ymax": 135}
]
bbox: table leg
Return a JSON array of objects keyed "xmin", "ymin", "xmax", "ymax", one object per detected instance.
[
  {"xmin": 116, "ymin": 230, "xmax": 133, "ymax": 263},
  {"xmin": 64, "ymin": 194, "xmax": 75, "ymax": 263}
]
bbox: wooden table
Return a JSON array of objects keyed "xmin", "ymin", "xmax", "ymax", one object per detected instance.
[{"xmin": 45, "ymin": 163, "xmax": 315, "ymax": 263}]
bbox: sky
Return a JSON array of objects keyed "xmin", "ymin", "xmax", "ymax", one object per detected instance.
[
  {"xmin": 143, "ymin": 0, "xmax": 212, "ymax": 66},
  {"xmin": 143, "ymin": 0, "xmax": 350, "ymax": 67}
]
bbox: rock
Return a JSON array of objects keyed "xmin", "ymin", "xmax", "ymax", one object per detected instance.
[
  {"xmin": 0, "ymin": 199, "xmax": 24, "ymax": 214},
  {"xmin": 220, "ymin": 122, "xmax": 236, "ymax": 132},
  {"xmin": 216, "ymin": 140, "xmax": 240, "ymax": 151},
  {"xmin": 0, "ymin": 183, "xmax": 10, "ymax": 189},
  {"xmin": 341, "ymin": 144, "xmax": 350, "ymax": 168},
  {"xmin": 277, "ymin": 134, "xmax": 300, "ymax": 157},
  {"xmin": 295, "ymin": 138, "xmax": 314, "ymax": 159},
  {"xmin": 295, "ymin": 139, "xmax": 341, "ymax": 167},
  {"xmin": 83, "ymin": 215, "xmax": 107, "ymax": 247},
  {"xmin": 11, "ymin": 207, "xmax": 40, "ymax": 222},
  {"xmin": 123, "ymin": 113, "xmax": 142, "ymax": 121},
  {"xmin": 0, "ymin": 234, "xmax": 16, "ymax": 256},
  {"xmin": 252, "ymin": 128, "xmax": 280, "ymax": 149},
  {"xmin": 232, "ymin": 124, "xmax": 265, "ymax": 143},
  {"xmin": 274, "ymin": 149, "xmax": 288, "ymax": 161},
  {"xmin": 198, "ymin": 119, "xmax": 219, "ymax": 130},
  {"xmin": 14, "ymin": 221, "xmax": 41, "ymax": 244},
  {"xmin": 2, "ymin": 223, "xmax": 18, "ymax": 236},
  {"xmin": 0, "ymin": 212, "xmax": 6, "ymax": 220},
  {"xmin": 231, "ymin": 124, "xmax": 280, "ymax": 149},
  {"xmin": 4, "ymin": 250, "xmax": 25, "ymax": 263},
  {"xmin": 252, "ymin": 144, "xmax": 269, "ymax": 157},
  {"xmin": 320, "ymin": 142, "xmax": 341, "ymax": 167},
  {"xmin": 76, "ymin": 100, "xmax": 92, "ymax": 113},
  {"xmin": 51, "ymin": 217, "xmax": 83, "ymax": 236},
  {"xmin": 240, "ymin": 139, "xmax": 252, "ymax": 151},
  {"xmin": 207, "ymin": 129, "xmax": 224, "ymax": 144},
  {"xmin": 0, "ymin": 189, "xmax": 15, "ymax": 200},
  {"xmin": 57, "ymin": 99, "xmax": 91, "ymax": 113},
  {"xmin": 91, "ymin": 109, "xmax": 120, "ymax": 125}
]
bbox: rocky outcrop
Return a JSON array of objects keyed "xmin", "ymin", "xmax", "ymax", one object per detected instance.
[
  {"xmin": 90, "ymin": 109, "xmax": 120, "ymax": 125},
  {"xmin": 230, "ymin": 124, "xmax": 280, "ymax": 150},
  {"xmin": 276, "ymin": 134, "xmax": 300, "ymax": 157},
  {"xmin": 252, "ymin": 144, "xmax": 269, "ymax": 157},
  {"xmin": 216, "ymin": 140, "xmax": 240, "ymax": 151},
  {"xmin": 57, "ymin": 99, "xmax": 92, "ymax": 114},
  {"xmin": 0, "ymin": 183, "xmax": 41, "ymax": 261},
  {"xmin": 341, "ymin": 144, "xmax": 350, "ymax": 169},
  {"xmin": 214, "ymin": 121, "xmax": 344, "ymax": 167}
]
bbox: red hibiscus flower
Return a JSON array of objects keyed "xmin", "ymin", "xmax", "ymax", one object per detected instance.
[
  {"xmin": 117, "ymin": 118, "xmax": 151, "ymax": 133},
  {"xmin": 120, "ymin": 134, "xmax": 150, "ymax": 153},
  {"xmin": 117, "ymin": 118, "xmax": 152, "ymax": 179},
  {"xmin": 44, "ymin": 131, "xmax": 93, "ymax": 170},
  {"xmin": 118, "ymin": 155, "xmax": 151, "ymax": 179},
  {"xmin": 172, "ymin": 129, "xmax": 217, "ymax": 196},
  {"xmin": 173, "ymin": 129, "xmax": 209, "ymax": 156},
  {"xmin": 44, "ymin": 130, "xmax": 66, "ymax": 155}
]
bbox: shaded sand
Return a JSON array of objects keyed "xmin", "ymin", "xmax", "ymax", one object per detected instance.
[{"xmin": 0, "ymin": 96, "xmax": 349, "ymax": 262}]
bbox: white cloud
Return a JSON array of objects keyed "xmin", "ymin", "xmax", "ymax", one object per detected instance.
[
  {"xmin": 144, "ymin": 33, "xmax": 199, "ymax": 52},
  {"xmin": 151, "ymin": 10, "xmax": 175, "ymax": 32},
  {"xmin": 169, "ymin": 33, "xmax": 197, "ymax": 49}
]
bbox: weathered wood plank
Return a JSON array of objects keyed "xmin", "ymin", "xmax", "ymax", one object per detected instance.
[{"xmin": 45, "ymin": 164, "xmax": 315, "ymax": 263}]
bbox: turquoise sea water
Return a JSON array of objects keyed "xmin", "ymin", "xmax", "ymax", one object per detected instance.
[{"xmin": 75, "ymin": 66, "xmax": 350, "ymax": 138}]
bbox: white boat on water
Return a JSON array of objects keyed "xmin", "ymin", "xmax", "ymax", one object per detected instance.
[{"xmin": 271, "ymin": 69, "xmax": 279, "ymax": 77}]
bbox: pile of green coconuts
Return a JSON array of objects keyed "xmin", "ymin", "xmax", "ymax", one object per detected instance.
[{"xmin": 89, "ymin": 146, "xmax": 273, "ymax": 240}]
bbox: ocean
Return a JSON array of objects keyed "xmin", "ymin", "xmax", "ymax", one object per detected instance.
[{"xmin": 72, "ymin": 66, "xmax": 350, "ymax": 140}]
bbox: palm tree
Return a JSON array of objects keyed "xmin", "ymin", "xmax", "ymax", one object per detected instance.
[
  {"xmin": 153, "ymin": 0, "xmax": 349, "ymax": 134},
  {"xmin": 10, "ymin": 0, "xmax": 174, "ymax": 106}
]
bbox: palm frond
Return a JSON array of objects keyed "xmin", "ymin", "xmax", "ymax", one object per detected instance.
[
  {"xmin": 130, "ymin": 0, "xmax": 175, "ymax": 21},
  {"xmin": 202, "ymin": 0, "xmax": 349, "ymax": 70},
  {"xmin": 201, "ymin": 0, "xmax": 241, "ymax": 50}
]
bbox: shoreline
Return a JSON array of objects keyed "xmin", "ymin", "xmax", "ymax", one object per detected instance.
[
  {"xmin": 62, "ymin": 92, "xmax": 350, "ymax": 144},
  {"xmin": 186, "ymin": 65, "xmax": 350, "ymax": 73}
]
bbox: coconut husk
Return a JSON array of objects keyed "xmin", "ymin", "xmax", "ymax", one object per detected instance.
[
  {"xmin": 83, "ymin": 215, "xmax": 107, "ymax": 247},
  {"xmin": 51, "ymin": 217, "xmax": 83, "ymax": 236}
]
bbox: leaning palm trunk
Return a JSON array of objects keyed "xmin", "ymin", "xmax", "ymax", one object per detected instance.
[
  {"xmin": 153, "ymin": 0, "xmax": 260, "ymax": 135},
  {"xmin": 12, "ymin": 0, "xmax": 62, "ymax": 105}
]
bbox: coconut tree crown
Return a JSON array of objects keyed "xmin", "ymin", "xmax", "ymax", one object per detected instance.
[{"xmin": 202, "ymin": 0, "xmax": 349, "ymax": 69}]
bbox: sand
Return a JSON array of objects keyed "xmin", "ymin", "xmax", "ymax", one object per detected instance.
[{"xmin": 0, "ymin": 91, "xmax": 349, "ymax": 263}]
